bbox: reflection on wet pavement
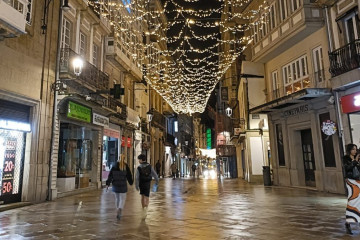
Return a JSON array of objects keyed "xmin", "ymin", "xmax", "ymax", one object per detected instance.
[{"xmin": 0, "ymin": 178, "xmax": 355, "ymax": 239}]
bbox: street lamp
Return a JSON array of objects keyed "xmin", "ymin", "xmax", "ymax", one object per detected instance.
[
  {"xmin": 147, "ymin": 108, "xmax": 154, "ymax": 123},
  {"xmin": 73, "ymin": 57, "xmax": 84, "ymax": 76},
  {"xmin": 225, "ymin": 107, "xmax": 232, "ymax": 117}
]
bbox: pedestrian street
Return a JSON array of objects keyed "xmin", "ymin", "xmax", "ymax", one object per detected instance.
[{"xmin": 0, "ymin": 178, "xmax": 355, "ymax": 239}]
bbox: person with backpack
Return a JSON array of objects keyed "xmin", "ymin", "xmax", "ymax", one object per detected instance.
[
  {"xmin": 135, "ymin": 154, "xmax": 159, "ymax": 220},
  {"xmin": 106, "ymin": 155, "xmax": 133, "ymax": 220}
]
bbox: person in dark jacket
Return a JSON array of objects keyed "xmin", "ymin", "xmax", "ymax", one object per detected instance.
[
  {"xmin": 106, "ymin": 155, "xmax": 133, "ymax": 220},
  {"xmin": 135, "ymin": 154, "xmax": 158, "ymax": 220},
  {"xmin": 343, "ymin": 143, "xmax": 360, "ymax": 234}
]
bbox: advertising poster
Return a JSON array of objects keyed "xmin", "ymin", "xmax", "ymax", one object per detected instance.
[{"xmin": 1, "ymin": 138, "xmax": 16, "ymax": 195}]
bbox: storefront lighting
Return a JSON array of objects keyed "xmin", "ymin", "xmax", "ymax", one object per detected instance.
[
  {"xmin": 225, "ymin": 107, "xmax": 232, "ymax": 117},
  {"xmin": 73, "ymin": 57, "xmax": 84, "ymax": 76},
  {"xmin": 0, "ymin": 119, "xmax": 31, "ymax": 132}
]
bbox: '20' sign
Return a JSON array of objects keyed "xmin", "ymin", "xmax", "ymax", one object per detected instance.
[{"xmin": 4, "ymin": 160, "xmax": 14, "ymax": 172}]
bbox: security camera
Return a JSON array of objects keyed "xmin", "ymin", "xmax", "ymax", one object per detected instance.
[
  {"xmin": 327, "ymin": 96, "xmax": 335, "ymax": 104},
  {"xmin": 85, "ymin": 95, "xmax": 92, "ymax": 101}
]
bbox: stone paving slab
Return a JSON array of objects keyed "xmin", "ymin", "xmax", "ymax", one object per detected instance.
[{"xmin": 0, "ymin": 178, "xmax": 357, "ymax": 239}]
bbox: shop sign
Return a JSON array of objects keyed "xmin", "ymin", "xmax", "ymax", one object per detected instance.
[
  {"xmin": 121, "ymin": 136, "xmax": 125, "ymax": 147},
  {"xmin": 127, "ymin": 137, "xmax": 131, "ymax": 148},
  {"xmin": 104, "ymin": 128, "xmax": 120, "ymax": 139},
  {"xmin": 282, "ymin": 104, "xmax": 309, "ymax": 117},
  {"xmin": 341, "ymin": 92, "xmax": 360, "ymax": 113},
  {"xmin": 1, "ymin": 139, "xmax": 17, "ymax": 195},
  {"xmin": 0, "ymin": 119, "xmax": 31, "ymax": 132},
  {"xmin": 93, "ymin": 113, "xmax": 109, "ymax": 127},
  {"xmin": 67, "ymin": 101, "xmax": 91, "ymax": 123}
]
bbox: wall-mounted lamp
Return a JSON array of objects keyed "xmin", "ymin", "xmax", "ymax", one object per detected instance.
[
  {"xmin": 73, "ymin": 57, "xmax": 84, "ymax": 76},
  {"xmin": 147, "ymin": 108, "xmax": 154, "ymax": 123},
  {"xmin": 225, "ymin": 107, "xmax": 232, "ymax": 117}
]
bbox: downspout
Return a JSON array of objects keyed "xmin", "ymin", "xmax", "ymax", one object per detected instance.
[{"xmin": 48, "ymin": 0, "xmax": 63, "ymax": 201}]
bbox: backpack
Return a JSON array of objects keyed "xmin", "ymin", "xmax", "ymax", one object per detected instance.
[{"xmin": 138, "ymin": 165, "xmax": 152, "ymax": 182}]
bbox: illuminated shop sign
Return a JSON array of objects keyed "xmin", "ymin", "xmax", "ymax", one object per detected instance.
[
  {"xmin": 0, "ymin": 119, "xmax": 31, "ymax": 132},
  {"xmin": 93, "ymin": 113, "xmax": 109, "ymax": 127},
  {"xmin": 341, "ymin": 93, "xmax": 360, "ymax": 113},
  {"xmin": 206, "ymin": 128, "xmax": 212, "ymax": 149},
  {"xmin": 67, "ymin": 101, "xmax": 91, "ymax": 123},
  {"xmin": 1, "ymin": 138, "xmax": 17, "ymax": 195}
]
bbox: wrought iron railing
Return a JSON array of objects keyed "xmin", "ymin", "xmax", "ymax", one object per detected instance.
[
  {"xmin": 60, "ymin": 48, "xmax": 109, "ymax": 90},
  {"xmin": 107, "ymin": 97, "xmax": 127, "ymax": 120},
  {"xmin": 152, "ymin": 109, "xmax": 166, "ymax": 129},
  {"xmin": 329, "ymin": 39, "xmax": 360, "ymax": 77}
]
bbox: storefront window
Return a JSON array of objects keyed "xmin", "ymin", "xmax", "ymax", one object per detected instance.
[
  {"xmin": 58, "ymin": 123, "xmax": 98, "ymax": 179},
  {"xmin": 350, "ymin": 113, "xmax": 360, "ymax": 147},
  {"xmin": 0, "ymin": 129, "xmax": 25, "ymax": 200}
]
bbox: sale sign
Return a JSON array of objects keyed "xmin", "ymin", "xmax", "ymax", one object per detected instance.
[{"xmin": 1, "ymin": 139, "xmax": 17, "ymax": 195}]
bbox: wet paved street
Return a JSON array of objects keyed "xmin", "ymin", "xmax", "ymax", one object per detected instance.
[{"xmin": 0, "ymin": 178, "xmax": 357, "ymax": 239}]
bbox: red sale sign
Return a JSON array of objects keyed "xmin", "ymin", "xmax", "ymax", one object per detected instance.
[{"xmin": 341, "ymin": 92, "xmax": 360, "ymax": 113}]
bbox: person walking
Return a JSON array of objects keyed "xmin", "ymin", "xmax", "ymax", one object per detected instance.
[
  {"xmin": 191, "ymin": 163, "xmax": 197, "ymax": 177},
  {"xmin": 155, "ymin": 160, "xmax": 161, "ymax": 178},
  {"xmin": 106, "ymin": 155, "xmax": 133, "ymax": 220},
  {"xmin": 135, "ymin": 154, "xmax": 159, "ymax": 220},
  {"xmin": 171, "ymin": 162, "xmax": 177, "ymax": 179},
  {"xmin": 343, "ymin": 143, "xmax": 360, "ymax": 235}
]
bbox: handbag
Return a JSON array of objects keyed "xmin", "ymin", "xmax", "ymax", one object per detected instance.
[{"xmin": 353, "ymin": 166, "xmax": 360, "ymax": 180}]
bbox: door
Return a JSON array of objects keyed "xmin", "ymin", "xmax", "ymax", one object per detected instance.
[{"xmin": 301, "ymin": 129, "xmax": 316, "ymax": 187}]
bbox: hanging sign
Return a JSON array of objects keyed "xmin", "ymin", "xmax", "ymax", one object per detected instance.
[
  {"xmin": 93, "ymin": 113, "xmax": 109, "ymax": 127},
  {"xmin": 121, "ymin": 136, "xmax": 125, "ymax": 147},
  {"xmin": 341, "ymin": 93, "xmax": 360, "ymax": 113},
  {"xmin": 127, "ymin": 137, "xmax": 131, "ymax": 148},
  {"xmin": 321, "ymin": 120, "xmax": 337, "ymax": 136},
  {"xmin": 67, "ymin": 101, "xmax": 91, "ymax": 123}
]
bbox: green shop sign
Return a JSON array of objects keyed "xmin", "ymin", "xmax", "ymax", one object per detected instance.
[{"xmin": 67, "ymin": 101, "xmax": 91, "ymax": 123}]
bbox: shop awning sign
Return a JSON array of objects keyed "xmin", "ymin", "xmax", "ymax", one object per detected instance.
[
  {"xmin": 341, "ymin": 92, "xmax": 360, "ymax": 113},
  {"xmin": 67, "ymin": 101, "xmax": 91, "ymax": 123},
  {"xmin": 93, "ymin": 113, "xmax": 109, "ymax": 127},
  {"xmin": 0, "ymin": 119, "xmax": 31, "ymax": 132}
]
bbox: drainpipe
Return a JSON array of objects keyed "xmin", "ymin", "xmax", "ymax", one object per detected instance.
[{"xmin": 48, "ymin": 0, "xmax": 64, "ymax": 201}]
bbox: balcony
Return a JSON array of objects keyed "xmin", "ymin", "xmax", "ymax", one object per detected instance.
[
  {"xmin": 105, "ymin": 37, "xmax": 142, "ymax": 80},
  {"xmin": 329, "ymin": 39, "xmax": 360, "ymax": 78},
  {"xmin": 151, "ymin": 109, "xmax": 166, "ymax": 130},
  {"xmin": 107, "ymin": 97, "xmax": 127, "ymax": 120},
  {"xmin": 269, "ymin": 69, "xmax": 328, "ymax": 101},
  {"xmin": 59, "ymin": 48, "xmax": 109, "ymax": 91},
  {"xmin": 165, "ymin": 133, "xmax": 175, "ymax": 146},
  {"xmin": 87, "ymin": 0, "xmax": 111, "ymax": 33},
  {"xmin": 0, "ymin": 0, "xmax": 27, "ymax": 39},
  {"xmin": 252, "ymin": 2, "xmax": 324, "ymax": 62}
]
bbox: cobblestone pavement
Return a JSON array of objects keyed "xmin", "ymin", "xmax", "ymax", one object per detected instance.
[{"xmin": 0, "ymin": 178, "xmax": 357, "ymax": 239}]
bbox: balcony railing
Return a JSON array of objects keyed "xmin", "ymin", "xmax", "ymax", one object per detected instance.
[
  {"xmin": 152, "ymin": 109, "xmax": 166, "ymax": 130},
  {"xmin": 0, "ymin": 0, "xmax": 27, "ymax": 37},
  {"xmin": 329, "ymin": 39, "xmax": 360, "ymax": 77},
  {"xmin": 269, "ymin": 69, "xmax": 328, "ymax": 101},
  {"xmin": 107, "ymin": 97, "xmax": 127, "ymax": 120},
  {"xmin": 166, "ymin": 133, "xmax": 175, "ymax": 145},
  {"xmin": 60, "ymin": 48, "xmax": 109, "ymax": 91}
]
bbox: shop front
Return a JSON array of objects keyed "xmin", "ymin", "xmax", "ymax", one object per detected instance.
[
  {"xmin": 57, "ymin": 100, "xmax": 102, "ymax": 193},
  {"xmin": 340, "ymin": 91, "xmax": 360, "ymax": 147},
  {"xmin": 0, "ymin": 109, "xmax": 31, "ymax": 204},
  {"xmin": 102, "ymin": 123, "xmax": 121, "ymax": 184}
]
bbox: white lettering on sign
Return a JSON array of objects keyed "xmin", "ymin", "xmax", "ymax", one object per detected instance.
[
  {"xmin": 93, "ymin": 113, "xmax": 109, "ymax": 127},
  {"xmin": 354, "ymin": 95, "xmax": 360, "ymax": 107},
  {"xmin": 0, "ymin": 119, "xmax": 31, "ymax": 132}
]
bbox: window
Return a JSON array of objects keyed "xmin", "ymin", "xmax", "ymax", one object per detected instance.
[
  {"xmin": 270, "ymin": 3, "xmax": 277, "ymax": 30},
  {"xmin": 272, "ymin": 71, "xmax": 279, "ymax": 99},
  {"xmin": 93, "ymin": 44, "xmax": 99, "ymax": 66},
  {"xmin": 79, "ymin": 32, "xmax": 87, "ymax": 57},
  {"xmin": 26, "ymin": 0, "xmax": 32, "ymax": 24},
  {"xmin": 61, "ymin": 18, "xmax": 71, "ymax": 48},
  {"xmin": 279, "ymin": 0, "xmax": 288, "ymax": 21},
  {"xmin": 282, "ymin": 55, "xmax": 309, "ymax": 95},
  {"xmin": 291, "ymin": 0, "xmax": 300, "ymax": 12},
  {"xmin": 312, "ymin": 46, "xmax": 324, "ymax": 83},
  {"xmin": 344, "ymin": 12, "xmax": 360, "ymax": 44}
]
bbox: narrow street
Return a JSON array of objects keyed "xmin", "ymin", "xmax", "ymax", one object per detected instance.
[{"xmin": 0, "ymin": 178, "xmax": 354, "ymax": 239}]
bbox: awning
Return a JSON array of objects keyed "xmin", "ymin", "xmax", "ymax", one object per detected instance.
[
  {"xmin": 250, "ymin": 88, "xmax": 332, "ymax": 114},
  {"xmin": 126, "ymin": 107, "xmax": 140, "ymax": 127}
]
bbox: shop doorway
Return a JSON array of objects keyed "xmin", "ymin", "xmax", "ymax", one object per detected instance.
[{"xmin": 301, "ymin": 129, "xmax": 316, "ymax": 187}]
